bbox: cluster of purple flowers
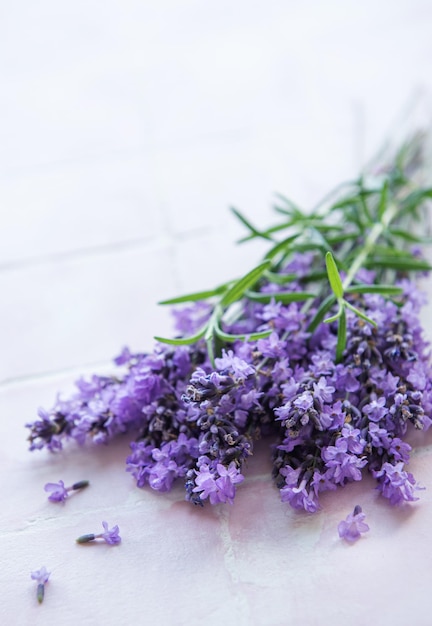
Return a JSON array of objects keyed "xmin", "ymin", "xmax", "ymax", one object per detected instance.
[{"xmin": 26, "ymin": 255, "xmax": 432, "ymax": 513}]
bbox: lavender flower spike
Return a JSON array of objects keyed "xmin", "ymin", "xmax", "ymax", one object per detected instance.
[
  {"xmin": 338, "ymin": 505, "xmax": 370, "ymax": 542},
  {"xmin": 31, "ymin": 566, "xmax": 50, "ymax": 604},
  {"xmin": 76, "ymin": 521, "xmax": 121, "ymax": 545},
  {"xmin": 44, "ymin": 479, "xmax": 90, "ymax": 502}
]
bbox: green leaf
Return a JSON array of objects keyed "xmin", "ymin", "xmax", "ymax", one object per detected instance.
[
  {"xmin": 330, "ymin": 187, "xmax": 377, "ymax": 211},
  {"xmin": 220, "ymin": 260, "xmax": 272, "ymax": 307},
  {"xmin": 345, "ymin": 301, "xmax": 378, "ymax": 327},
  {"xmin": 359, "ymin": 188, "xmax": 373, "ymax": 223},
  {"xmin": 307, "ymin": 294, "xmax": 336, "ymax": 333},
  {"xmin": 401, "ymin": 188, "xmax": 432, "ymax": 213},
  {"xmin": 307, "ymin": 223, "xmax": 345, "ymax": 233},
  {"xmin": 364, "ymin": 257, "xmax": 432, "ymax": 272},
  {"xmin": 300, "ymin": 270, "xmax": 328, "ymax": 284},
  {"xmin": 154, "ymin": 325, "xmax": 207, "ymax": 345},
  {"xmin": 345, "ymin": 284, "xmax": 403, "ymax": 295},
  {"xmin": 158, "ymin": 284, "xmax": 228, "ymax": 305},
  {"xmin": 378, "ymin": 180, "xmax": 389, "ymax": 220},
  {"xmin": 325, "ymin": 252, "xmax": 344, "ymax": 299},
  {"xmin": 214, "ymin": 326, "xmax": 273, "ymax": 343},
  {"xmin": 264, "ymin": 270, "xmax": 297, "ymax": 285},
  {"xmin": 289, "ymin": 242, "xmax": 328, "ymax": 254},
  {"xmin": 324, "ymin": 306, "xmax": 344, "ymax": 324},
  {"xmin": 327, "ymin": 232, "xmax": 360, "ymax": 246},
  {"xmin": 264, "ymin": 234, "xmax": 299, "ymax": 260},
  {"xmin": 336, "ymin": 308, "xmax": 347, "ymax": 362},
  {"xmin": 245, "ymin": 290, "xmax": 316, "ymax": 304},
  {"xmin": 388, "ymin": 229, "xmax": 432, "ymax": 244},
  {"xmin": 231, "ymin": 207, "xmax": 274, "ymax": 242},
  {"xmin": 273, "ymin": 193, "xmax": 302, "ymax": 216},
  {"xmin": 366, "ymin": 245, "xmax": 416, "ymax": 258},
  {"xmin": 240, "ymin": 221, "xmax": 295, "ymax": 243}
]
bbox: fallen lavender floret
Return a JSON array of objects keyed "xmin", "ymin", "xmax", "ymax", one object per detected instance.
[
  {"xmin": 26, "ymin": 134, "xmax": 432, "ymax": 515},
  {"xmin": 338, "ymin": 505, "xmax": 370, "ymax": 542},
  {"xmin": 30, "ymin": 566, "xmax": 50, "ymax": 604},
  {"xmin": 76, "ymin": 521, "xmax": 121, "ymax": 545},
  {"xmin": 44, "ymin": 479, "xmax": 89, "ymax": 503}
]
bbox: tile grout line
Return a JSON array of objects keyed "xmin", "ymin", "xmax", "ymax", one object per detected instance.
[{"xmin": 0, "ymin": 227, "xmax": 209, "ymax": 275}]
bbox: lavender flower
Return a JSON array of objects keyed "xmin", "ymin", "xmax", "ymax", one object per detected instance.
[
  {"xmin": 25, "ymin": 136, "xmax": 432, "ymax": 523},
  {"xmin": 31, "ymin": 566, "xmax": 50, "ymax": 604},
  {"xmin": 44, "ymin": 479, "xmax": 89, "ymax": 502},
  {"xmin": 76, "ymin": 521, "xmax": 121, "ymax": 545},
  {"xmin": 192, "ymin": 461, "xmax": 245, "ymax": 505},
  {"xmin": 372, "ymin": 462, "xmax": 421, "ymax": 505},
  {"xmin": 338, "ymin": 505, "xmax": 370, "ymax": 542}
]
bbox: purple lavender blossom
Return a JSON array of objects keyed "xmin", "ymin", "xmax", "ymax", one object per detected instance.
[
  {"xmin": 214, "ymin": 349, "xmax": 255, "ymax": 381},
  {"xmin": 76, "ymin": 521, "xmax": 121, "ymax": 545},
  {"xmin": 280, "ymin": 475, "xmax": 319, "ymax": 513},
  {"xmin": 322, "ymin": 441, "xmax": 367, "ymax": 484},
  {"xmin": 192, "ymin": 461, "xmax": 244, "ymax": 504},
  {"xmin": 44, "ymin": 479, "xmax": 89, "ymax": 502},
  {"xmin": 338, "ymin": 505, "xmax": 370, "ymax": 542},
  {"xmin": 31, "ymin": 566, "xmax": 50, "ymax": 585},
  {"xmin": 26, "ymin": 239, "xmax": 432, "ymax": 515},
  {"xmin": 100, "ymin": 521, "xmax": 121, "ymax": 545},
  {"xmin": 44, "ymin": 480, "xmax": 68, "ymax": 502},
  {"xmin": 363, "ymin": 395, "xmax": 388, "ymax": 422},
  {"xmin": 31, "ymin": 566, "xmax": 50, "ymax": 604},
  {"xmin": 373, "ymin": 462, "xmax": 421, "ymax": 505}
]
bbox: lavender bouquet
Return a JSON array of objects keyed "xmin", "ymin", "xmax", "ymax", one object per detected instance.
[{"xmin": 27, "ymin": 134, "xmax": 432, "ymax": 513}]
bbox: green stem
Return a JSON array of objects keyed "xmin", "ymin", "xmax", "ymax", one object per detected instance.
[{"xmin": 342, "ymin": 202, "xmax": 398, "ymax": 290}]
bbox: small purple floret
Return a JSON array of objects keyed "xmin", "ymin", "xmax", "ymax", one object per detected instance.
[
  {"xmin": 31, "ymin": 566, "xmax": 51, "ymax": 585},
  {"xmin": 100, "ymin": 521, "xmax": 121, "ymax": 545},
  {"xmin": 338, "ymin": 505, "xmax": 370, "ymax": 542},
  {"xmin": 44, "ymin": 480, "xmax": 68, "ymax": 502}
]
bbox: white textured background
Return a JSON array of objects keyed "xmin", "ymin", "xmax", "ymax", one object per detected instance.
[{"xmin": 1, "ymin": 2, "xmax": 432, "ymax": 625}]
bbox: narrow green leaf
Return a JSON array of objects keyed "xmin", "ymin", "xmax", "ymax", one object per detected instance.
[
  {"xmin": 401, "ymin": 188, "xmax": 432, "ymax": 213},
  {"xmin": 239, "ymin": 221, "xmax": 293, "ymax": 243},
  {"xmin": 154, "ymin": 325, "xmax": 207, "ymax": 345},
  {"xmin": 325, "ymin": 252, "xmax": 344, "ymax": 299},
  {"xmin": 364, "ymin": 257, "xmax": 432, "ymax": 271},
  {"xmin": 329, "ymin": 195, "xmax": 359, "ymax": 210},
  {"xmin": 345, "ymin": 284, "xmax": 403, "ymax": 295},
  {"xmin": 300, "ymin": 270, "xmax": 328, "ymax": 284},
  {"xmin": 336, "ymin": 308, "xmax": 347, "ymax": 362},
  {"xmin": 264, "ymin": 234, "xmax": 299, "ymax": 260},
  {"xmin": 245, "ymin": 290, "xmax": 316, "ymax": 304},
  {"xmin": 345, "ymin": 301, "xmax": 378, "ymax": 327},
  {"xmin": 307, "ymin": 222, "xmax": 345, "ymax": 233},
  {"xmin": 330, "ymin": 188, "xmax": 377, "ymax": 211},
  {"xmin": 273, "ymin": 193, "xmax": 302, "ymax": 216},
  {"xmin": 378, "ymin": 180, "xmax": 388, "ymax": 220},
  {"xmin": 359, "ymin": 188, "xmax": 373, "ymax": 223},
  {"xmin": 264, "ymin": 270, "xmax": 297, "ymax": 285},
  {"xmin": 158, "ymin": 284, "xmax": 228, "ymax": 305},
  {"xmin": 273, "ymin": 205, "xmax": 292, "ymax": 216},
  {"xmin": 307, "ymin": 294, "xmax": 336, "ymax": 333},
  {"xmin": 367, "ymin": 245, "xmax": 417, "ymax": 258},
  {"xmin": 205, "ymin": 335, "xmax": 216, "ymax": 368},
  {"xmin": 324, "ymin": 307, "xmax": 344, "ymax": 324},
  {"xmin": 327, "ymin": 232, "xmax": 360, "ymax": 246},
  {"xmin": 215, "ymin": 327, "xmax": 273, "ymax": 343},
  {"xmin": 289, "ymin": 242, "xmax": 328, "ymax": 254},
  {"xmin": 220, "ymin": 260, "xmax": 272, "ymax": 307},
  {"xmin": 231, "ymin": 207, "xmax": 274, "ymax": 242},
  {"xmin": 389, "ymin": 228, "xmax": 432, "ymax": 244}
]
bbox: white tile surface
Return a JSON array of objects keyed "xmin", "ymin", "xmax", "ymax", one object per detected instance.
[{"xmin": 1, "ymin": 1, "xmax": 432, "ymax": 624}]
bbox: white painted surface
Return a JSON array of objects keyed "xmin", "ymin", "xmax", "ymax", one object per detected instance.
[{"xmin": 1, "ymin": 2, "xmax": 432, "ymax": 624}]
